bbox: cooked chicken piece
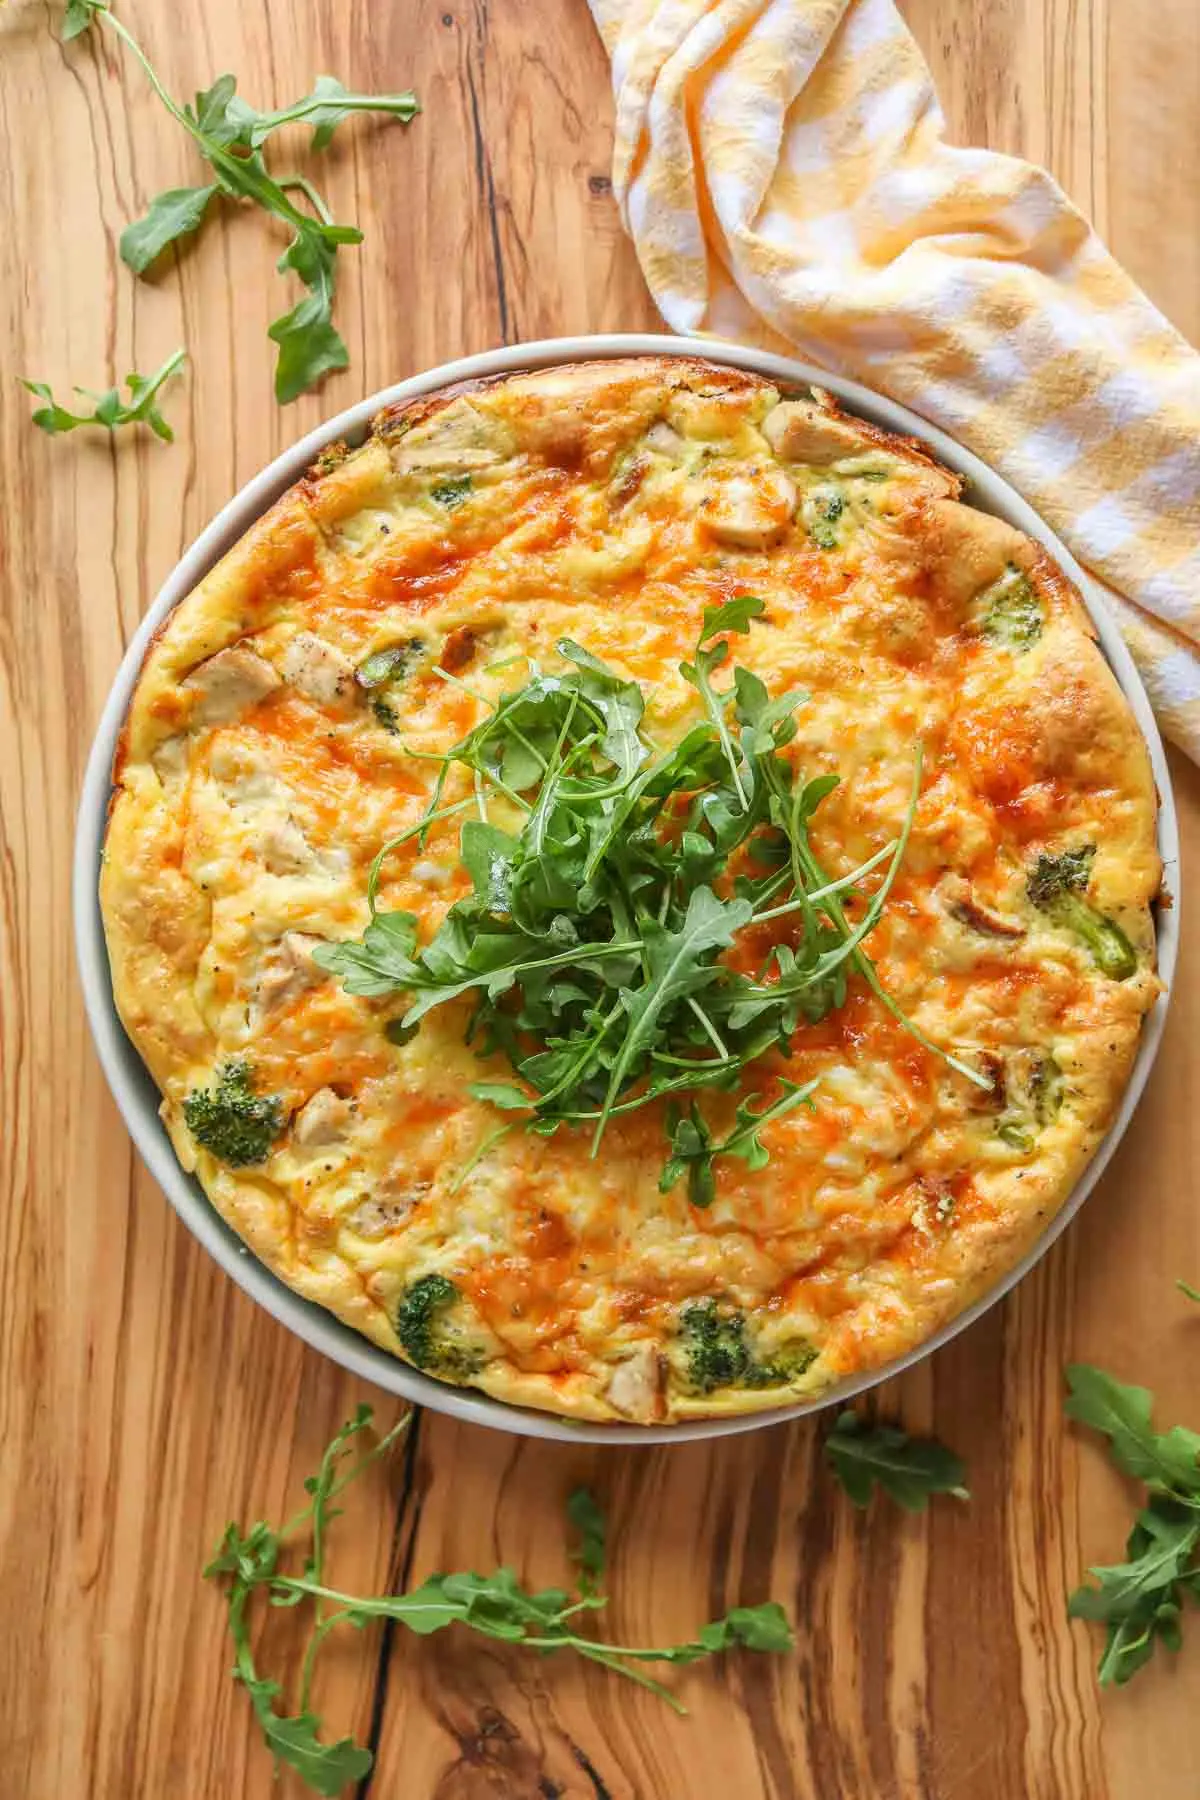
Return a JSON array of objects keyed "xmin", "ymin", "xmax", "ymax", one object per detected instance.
[
  {"xmin": 940, "ymin": 873, "xmax": 1026, "ymax": 938},
  {"xmin": 252, "ymin": 931, "xmax": 325, "ymax": 1018},
  {"xmin": 278, "ymin": 631, "xmax": 359, "ymax": 708},
  {"xmin": 762, "ymin": 398, "xmax": 867, "ymax": 465},
  {"xmin": 292, "ymin": 1086, "xmax": 355, "ymax": 1148},
  {"xmin": 182, "ymin": 645, "xmax": 281, "ymax": 727},
  {"xmin": 696, "ymin": 465, "xmax": 797, "ymax": 548},
  {"xmin": 391, "ymin": 400, "xmax": 507, "ymax": 474},
  {"xmin": 644, "ymin": 420, "xmax": 686, "ymax": 457},
  {"xmin": 259, "ymin": 815, "xmax": 314, "ymax": 875},
  {"xmin": 346, "ymin": 1179, "xmax": 430, "ymax": 1238},
  {"xmin": 151, "ymin": 734, "xmax": 188, "ymax": 785},
  {"xmin": 605, "ymin": 1342, "xmax": 666, "ymax": 1422}
]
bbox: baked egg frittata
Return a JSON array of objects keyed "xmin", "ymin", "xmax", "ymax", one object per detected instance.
[{"xmin": 101, "ymin": 357, "xmax": 1161, "ymax": 1423}]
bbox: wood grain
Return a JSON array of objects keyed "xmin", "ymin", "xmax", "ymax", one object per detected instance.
[{"xmin": 1, "ymin": 1, "xmax": 1197, "ymax": 1795}]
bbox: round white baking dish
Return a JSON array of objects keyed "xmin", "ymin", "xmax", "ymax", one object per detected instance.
[{"xmin": 74, "ymin": 334, "xmax": 1181, "ymax": 1445}]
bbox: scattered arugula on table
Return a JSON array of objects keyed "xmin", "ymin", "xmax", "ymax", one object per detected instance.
[
  {"xmin": 1066, "ymin": 1362, "xmax": 1200, "ymax": 1685},
  {"xmin": 316, "ymin": 599, "xmax": 987, "ymax": 1198},
  {"xmin": 61, "ymin": 1, "xmax": 418, "ymax": 401},
  {"xmin": 824, "ymin": 1410, "xmax": 970, "ymax": 1511},
  {"xmin": 206, "ymin": 1405, "xmax": 795, "ymax": 1796},
  {"xmin": 21, "ymin": 348, "xmax": 185, "ymax": 440}
]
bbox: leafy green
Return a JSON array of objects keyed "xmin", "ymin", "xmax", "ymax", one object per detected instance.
[
  {"xmin": 1026, "ymin": 847, "xmax": 1137, "ymax": 980},
  {"xmin": 660, "ymin": 1080, "xmax": 818, "ymax": 1208},
  {"xmin": 21, "ymin": 348, "xmax": 185, "ymax": 441},
  {"xmin": 62, "ymin": 3, "xmax": 418, "ymax": 401},
  {"xmin": 567, "ymin": 1488, "xmax": 607, "ymax": 1597},
  {"xmin": 318, "ymin": 611, "xmax": 986, "ymax": 1197},
  {"xmin": 206, "ymin": 1406, "xmax": 797, "ymax": 1793},
  {"xmin": 1177, "ymin": 1280, "xmax": 1200, "ymax": 1304},
  {"xmin": 1066, "ymin": 1363, "xmax": 1200, "ymax": 1685},
  {"xmin": 182, "ymin": 1060, "xmax": 283, "ymax": 1165},
  {"xmin": 120, "ymin": 185, "xmax": 219, "ymax": 273},
  {"xmin": 824, "ymin": 1410, "xmax": 969, "ymax": 1511},
  {"xmin": 1064, "ymin": 1366, "xmax": 1200, "ymax": 1501}
]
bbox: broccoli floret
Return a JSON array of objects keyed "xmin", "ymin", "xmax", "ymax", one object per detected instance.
[
  {"xmin": 182, "ymin": 1061, "xmax": 283, "ymax": 1166},
  {"xmin": 979, "ymin": 566, "xmax": 1042, "ymax": 650},
  {"xmin": 678, "ymin": 1300, "xmax": 815, "ymax": 1394},
  {"xmin": 802, "ymin": 485, "xmax": 846, "ymax": 550},
  {"xmin": 1026, "ymin": 848, "xmax": 1137, "ymax": 980},
  {"xmin": 395, "ymin": 1274, "xmax": 485, "ymax": 1380},
  {"xmin": 995, "ymin": 1052, "xmax": 1064, "ymax": 1155},
  {"xmin": 356, "ymin": 638, "xmax": 426, "ymax": 691},
  {"xmin": 430, "ymin": 474, "xmax": 473, "ymax": 508}
]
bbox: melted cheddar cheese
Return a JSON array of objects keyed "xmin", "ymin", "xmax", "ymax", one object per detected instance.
[{"xmin": 101, "ymin": 358, "xmax": 1160, "ymax": 1422}]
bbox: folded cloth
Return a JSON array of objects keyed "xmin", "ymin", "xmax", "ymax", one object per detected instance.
[{"xmin": 588, "ymin": 0, "xmax": 1200, "ymax": 758}]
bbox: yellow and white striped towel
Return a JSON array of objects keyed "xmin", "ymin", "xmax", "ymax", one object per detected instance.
[{"xmin": 588, "ymin": 0, "xmax": 1200, "ymax": 757}]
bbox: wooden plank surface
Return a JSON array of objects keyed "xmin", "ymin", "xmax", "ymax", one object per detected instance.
[{"xmin": 1, "ymin": 1, "xmax": 1197, "ymax": 1794}]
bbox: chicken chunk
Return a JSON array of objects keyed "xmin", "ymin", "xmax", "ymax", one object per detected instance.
[
  {"xmin": 762, "ymin": 397, "xmax": 868, "ymax": 465},
  {"xmin": 292, "ymin": 1086, "xmax": 355, "ymax": 1148},
  {"xmin": 258, "ymin": 815, "xmax": 314, "ymax": 875},
  {"xmin": 695, "ymin": 464, "xmax": 797, "ymax": 547},
  {"xmin": 182, "ymin": 645, "xmax": 281, "ymax": 728},
  {"xmin": 252, "ymin": 931, "xmax": 326, "ymax": 1020},
  {"xmin": 278, "ymin": 631, "xmax": 359, "ymax": 709},
  {"xmin": 605, "ymin": 1342, "xmax": 666, "ymax": 1422}
]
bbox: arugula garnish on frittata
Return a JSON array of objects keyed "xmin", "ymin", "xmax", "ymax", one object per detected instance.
[{"xmin": 316, "ymin": 598, "xmax": 988, "ymax": 1199}]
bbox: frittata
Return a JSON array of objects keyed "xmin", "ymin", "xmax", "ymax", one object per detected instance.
[{"xmin": 101, "ymin": 356, "xmax": 1161, "ymax": 1422}]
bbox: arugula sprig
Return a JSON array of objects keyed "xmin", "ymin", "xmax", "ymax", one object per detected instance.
[
  {"xmin": 318, "ymin": 605, "xmax": 986, "ymax": 1198},
  {"xmin": 62, "ymin": 2, "xmax": 417, "ymax": 401},
  {"xmin": 206, "ymin": 1406, "xmax": 795, "ymax": 1795},
  {"xmin": 21, "ymin": 348, "xmax": 185, "ymax": 440},
  {"xmin": 824, "ymin": 1410, "xmax": 970, "ymax": 1511},
  {"xmin": 1066, "ymin": 1364, "xmax": 1200, "ymax": 1684}
]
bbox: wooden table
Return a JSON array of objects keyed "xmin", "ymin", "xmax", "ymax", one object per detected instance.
[{"xmin": 3, "ymin": 2, "xmax": 1197, "ymax": 1794}]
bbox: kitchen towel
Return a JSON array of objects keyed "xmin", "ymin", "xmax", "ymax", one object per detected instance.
[{"xmin": 587, "ymin": 0, "xmax": 1200, "ymax": 759}]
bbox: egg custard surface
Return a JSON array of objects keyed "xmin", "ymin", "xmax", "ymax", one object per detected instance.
[{"xmin": 101, "ymin": 357, "xmax": 1160, "ymax": 1423}]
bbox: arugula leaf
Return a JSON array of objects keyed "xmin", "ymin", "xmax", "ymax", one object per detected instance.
[
  {"xmin": 120, "ymin": 184, "xmax": 219, "ymax": 273},
  {"xmin": 700, "ymin": 594, "xmax": 766, "ymax": 641},
  {"xmin": 1178, "ymin": 1279, "xmax": 1200, "ymax": 1304},
  {"xmin": 1065, "ymin": 1365, "xmax": 1200, "ymax": 1499},
  {"xmin": 567, "ymin": 1488, "xmax": 607, "ymax": 1597},
  {"xmin": 61, "ymin": 0, "xmax": 103, "ymax": 38},
  {"xmin": 207, "ymin": 1407, "xmax": 797, "ymax": 1789},
  {"xmin": 61, "ymin": 2, "xmax": 418, "ymax": 401},
  {"xmin": 593, "ymin": 887, "xmax": 752, "ymax": 1150},
  {"xmin": 825, "ymin": 1410, "xmax": 969, "ymax": 1511},
  {"xmin": 21, "ymin": 348, "xmax": 186, "ymax": 440},
  {"xmin": 661, "ymin": 1080, "xmax": 818, "ymax": 1207},
  {"xmin": 1065, "ymin": 1356, "xmax": 1200, "ymax": 1686}
]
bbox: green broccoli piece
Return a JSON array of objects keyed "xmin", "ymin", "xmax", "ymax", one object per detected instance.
[
  {"xmin": 430, "ymin": 474, "xmax": 473, "ymax": 508},
  {"xmin": 1026, "ymin": 847, "xmax": 1137, "ymax": 980},
  {"xmin": 182, "ymin": 1061, "xmax": 283, "ymax": 1166},
  {"xmin": 356, "ymin": 638, "xmax": 427, "ymax": 734},
  {"xmin": 803, "ymin": 485, "xmax": 846, "ymax": 550},
  {"xmin": 678, "ymin": 1300, "xmax": 815, "ymax": 1394},
  {"xmin": 356, "ymin": 637, "xmax": 426, "ymax": 691},
  {"xmin": 395, "ymin": 1274, "xmax": 485, "ymax": 1380},
  {"xmin": 979, "ymin": 566, "xmax": 1042, "ymax": 650},
  {"xmin": 995, "ymin": 1052, "xmax": 1064, "ymax": 1155}
]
